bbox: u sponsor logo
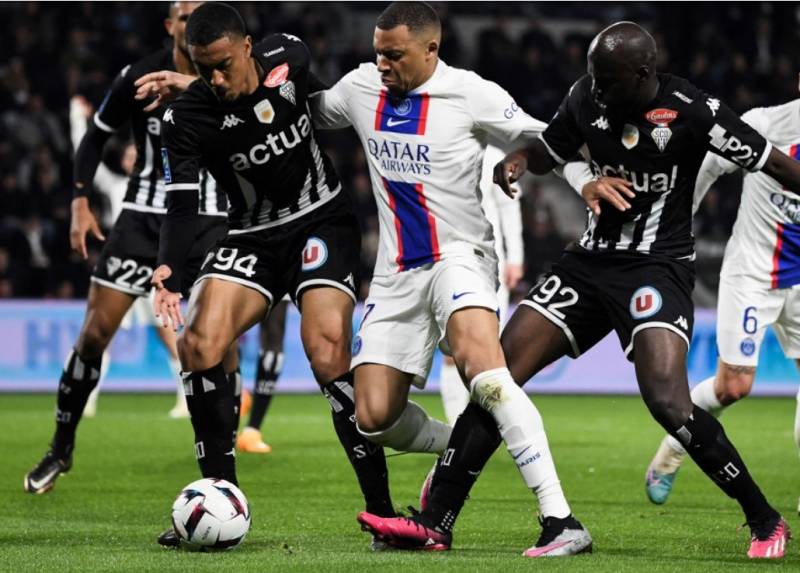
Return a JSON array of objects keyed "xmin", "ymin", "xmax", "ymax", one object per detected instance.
[
  {"xmin": 629, "ymin": 286, "xmax": 662, "ymax": 319},
  {"xmin": 301, "ymin": 237, "xmax": 328, "ymax": 271}
]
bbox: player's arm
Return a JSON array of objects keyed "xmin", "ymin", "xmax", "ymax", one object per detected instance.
[
  {"xmin": 308, "ymin": 69, "xmax": 355, "ymax": 130},
  {"xmin": 153, "ymin": 107, "xmax": 202, "ymax": 330},
  {"xmin": 71, "ymin": 67, "xmax": 137, "ymax": 258}
]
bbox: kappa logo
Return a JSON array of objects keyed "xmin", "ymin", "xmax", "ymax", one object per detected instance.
[
  {"xmin": 106, "ymin": 256, "xmax": 122, "ymax": 276},
  {"xmin": 221, "ymin": 114, "xmax": 244, "ymax": 129},
  {"xmin": 301, "ymin": 237, "xmax": 328, "ymax": 271},
  {"xmin": 253, "ymin": 99, "xmax": 275, "ymax": 124},
  {"xmin": 343, "ymin": 273, "xmax": 355, "ymax": 288},
  {"xmin": 162, "ymin": 108, "xmax": 174, "ymax": 124},
  {"xmin": 264, "ymin": 62, "xmax": 290, "ymax": 88},
  {"xmin": 673, "ymin": 315, "xmax": 688, "ymax": 330},
  {"xmin": 629, "ymin": 286, "xmax": 662, "ymax": 319},
  {"xmin": 591, "ymin": 116, "xmax": 610, "ymax": 131},
  {"xmin": 706, "ymin": 97, "xmax": 720, "ymax": 117}
]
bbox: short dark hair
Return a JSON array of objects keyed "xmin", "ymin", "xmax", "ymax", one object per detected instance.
[
  {"xmin": 376, "ymin": 2, "xmax": 441, "ymax": 35},
  {"xmin": 186, "ymin": 2, "xmax": 246, "ymax": 47}
]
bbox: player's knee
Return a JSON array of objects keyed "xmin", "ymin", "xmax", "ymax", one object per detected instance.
[
  {"xmin": 76, "ymin": 318, "xmax": 116, "ymax": 358},
  {"xmin": 450, "ymin": 335, "xmax": 503, "ymax": 382},
  {"xmin": 645, "ymin": 394, "xmax": 693, "ymax": 432},
  {"xmin": 716, "ymin": 365, "xmax": 754, "ymax": 405},
  {"xmin": 178, "ymin": 327, "xmax": 226, "ymax": 371},
  {"xmin": 355, "ymin": 399, "xmax": 398, "ymax": 434},
  {"xmin": 305, "ymin": 329, "xmax": 350, "ymax": 383}
]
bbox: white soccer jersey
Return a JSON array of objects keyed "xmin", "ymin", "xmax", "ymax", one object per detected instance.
[
  {"xmin": 695, "ymin": 99, "xmax": 800, "ymax": 289},
  {"xmin": 311, "ymin": 61, "xmax": 545, "ymax": 276}
]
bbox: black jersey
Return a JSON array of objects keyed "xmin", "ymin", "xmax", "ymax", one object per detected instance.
[
  {"xmin": 161, "ymin": 34, "xmax": 341, "ymax": 232},
  {"xmin": 94, "ymin": 48, "xmax": 226, "ymax": 215},
  {"xmin": 541, "ymin": 73, "xmax": 772, "ymax": 259}
]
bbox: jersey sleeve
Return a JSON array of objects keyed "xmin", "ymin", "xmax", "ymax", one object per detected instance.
[
  {"xmin": 309, "ymin": 70, "xmax": 355, "ymax": 130},
  {"xmin": 692, "ymin": 92, "xmax": 772, "ymax": 172},
  {"xmin": 539, "ymin": 79, "xmax": 586, "ymax": 165},
  {"xmin": 93, "ymin": 64, "xmax": 135, "ymax": 133},
  {"xmin": 157, "ymin": 105, "xmax": 202, "ymax": 291},
  {"xmin": 467, "ymin": 75, "xmax": 547, "ymax": 151}
]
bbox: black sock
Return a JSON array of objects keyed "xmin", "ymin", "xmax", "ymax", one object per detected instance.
[
  {"xmin": 184, "ymin": 364, "xmax": 238, "ymax": 485},
  {"xmin": 247, "ymin": 350, "xmax": 282, "ymax": 429},
  {"xmin": 425, "ymin": 402, "xmax": 502, "ymax": 533},
  {"xmin": 321, "ymin": 373, "xmax": 394, "ymax": 517},
  {"xmin": 51, "ymin": 349, "xmax": 102, "ymax": 459},
  {"xmin": 673, "ymin": 405, "xmax": 777, "ymax": 524},
  {"xmin": 227, "ymin": 369, "xmax": 242, "ymax": 439}
]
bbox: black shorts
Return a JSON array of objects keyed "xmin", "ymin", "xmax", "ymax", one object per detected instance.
[
  {"xmin": 195, "ymin": 192, "xmax": 361, "ymax": 308},
  {"xmin": 93, "ymin": 209, "xmax": 227, "ymax": 298},
  {"xmin": 521, "ymin": 249, "xmax": 695, "ymax": 360}
]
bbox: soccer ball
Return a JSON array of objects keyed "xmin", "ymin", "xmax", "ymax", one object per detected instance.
[{"xmin": 171, "ymin": 478, "xmax": 251, "ymax": 550}]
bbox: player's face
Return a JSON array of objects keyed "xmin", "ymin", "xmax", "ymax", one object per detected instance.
[
  {"xmin": 190, "ymin": 35, "xmax": 253, "ymax": 101},
  {"xmin": 165, "ymin": 1, "xmax": 202, "ymax": 55},
  {"xmin": 373, "ymin": 25, "xmax": 437, "ymax": 95},
  {"xmin": 588, "ymin": 56, "xmax": 642, "ymax": 113}
]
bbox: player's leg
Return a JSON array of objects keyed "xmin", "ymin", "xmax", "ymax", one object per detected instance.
[
  {"xmin": 177, "ymin": 277, "xmax": 268, "ymax": 485},
  {"xmin": 238, "ymin": 298, "xmax": 289, "ymax": 453},
  {"xmin": 646, "ymin": 278, "xmax": 776, "ymax": 503},
  {"xmin": 647, "ymin": 360, "xmax": 755, "ymax": 503},
  {"xmin": 634, "ymin": 328, "xmax": 787, "ymax": 557},
  {"xmin": 438, "ymin": 355, "xmax": 468, "ymax": 426},
  {"xmin": 150, "ymin": 305, "xmax": 190, "ymax": 419},
  {"xmin": 298, "ymin": 286, "xmax": 402, "ymax": 519},
  {"xmin": 795, "ymin": 362, "xmax": 800, "ymax": 516},
  {"xmin": 24, "ymin": 283, "xmax": 135, "ymax": 494}
]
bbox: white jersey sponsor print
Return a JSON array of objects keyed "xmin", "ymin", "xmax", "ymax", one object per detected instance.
[{"xmin": 312, "ymin": 61, "xmax": 545, "ymax": 276}]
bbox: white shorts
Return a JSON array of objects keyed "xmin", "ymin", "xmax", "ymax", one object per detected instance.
[
  {"xmin": 717, "ymin": 275, "xmax": 800, "ymax": 366},
  {"xmin": 352, "ymin": 254, "xmax": 499, "ymax": 387}
]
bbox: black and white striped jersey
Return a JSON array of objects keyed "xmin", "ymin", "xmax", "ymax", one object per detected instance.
[
  {"xmin": 94, "ymin": 48, "xmax": 226, "ymax": 216},
  {"xmin": 541, "ymin": 73, "xmax": 771, "ymax": 259},
  {"xmin": 160, "ymin": 34, "xmax": 341, "ymax": 232}
]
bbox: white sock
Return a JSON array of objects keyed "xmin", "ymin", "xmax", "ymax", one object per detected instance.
[
  {"xmin": 168, "ymin": 356, "xmax": 187, "ymax": 411},
  {"xmin": 666, "ymin": 376, "xmax": 724, "ymax": 454},
  {"xmin": 358, "ymin": 400, "xmax": 451, "ymax": 454},
  {"xmin": 439, "ymin": 361, "xmax": 469, "ymax": 426},
  {"xmin": 470, "ymin": 368, "xmax": 571, "ymax": 519}
]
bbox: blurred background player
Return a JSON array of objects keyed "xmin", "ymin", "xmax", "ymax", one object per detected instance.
[
  {"xmin": 438, "ymin": 144, "xmax": 524, "ymax": 424},
  {"xmin": 69, "ymin": 95, "xmax": 189, "ymax": 419},
  {"xmin": 237, "ymin": 296, "xmax": 290, "ymax": 453},
  {"xmin": 646, "ymin": 88, "xmax": 800, "ymax": 513},
  {"xmin": 23, "ymin": 1, "xmax": 228, "ymax": 495}
]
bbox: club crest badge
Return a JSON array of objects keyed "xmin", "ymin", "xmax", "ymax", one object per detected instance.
[
  {"xmin": 645, "ymin": 108, "xmax": 678, "ymax": 153},
  {"xmin": 279, "ymin": 80, "xmax": 296, "ymax": 105}
]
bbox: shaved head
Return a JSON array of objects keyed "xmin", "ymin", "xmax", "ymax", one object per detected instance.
[
  {"xmin": 586, "ymin": 21, "xmax": 659, "ymax": 116},
  {"xmin": 589, "ymin": 21, "xmax": 657, "ymax": 69}
]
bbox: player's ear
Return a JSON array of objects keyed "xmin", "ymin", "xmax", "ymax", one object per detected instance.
[
  {"xmin": 426, "ymin": 38, "xmax": 439, "ymax": 58},
  {"xmin": 243, "ymin": 35, "xmax": 253, "ymax": 57},
  {"xmin": 164, "ymin": 17, "xmax": 174, "ymax": 37},
  {"xmin": 635, "ymin": 65, "xmax": 649, "ymax": 83}
]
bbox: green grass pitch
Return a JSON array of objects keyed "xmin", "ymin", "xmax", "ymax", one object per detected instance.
[{"xmin": 2, "ymin": 393, "xmax": 798, "ymax": 572}]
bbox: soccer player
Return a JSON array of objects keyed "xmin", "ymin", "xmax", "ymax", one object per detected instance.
[
  {"xmin": 68, "ymin": 95, "xmax": 189, "ymax": 419},
  {"xmin": 374, "ymin": 21, "xmax": 800, "ymax": 559},
  {"xmin": 310, "ymin": 2, "xmax": 606, "ymax": 556},
  {"xmin": 23, "ymin": 1, "xmax": 228, "ymax": 495},
  {"xmin": 237, "ymin": 296, "xmax": 290, "ymax": 453},
  {"xmin": 645, "ymin": 95, "xmax": 800, "ymax": 512},
  {"xmin": 439, "ymin": 145, "xmax": 524, "ymax": 424},
  {"xmin": 150, "ymin": 2, "xmax": 394, "ymax": 547}
]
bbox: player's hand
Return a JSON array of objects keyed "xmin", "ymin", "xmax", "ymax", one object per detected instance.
[
  {"xmin": 69, "ymin": 197, "xmax": 106, "ymax": 260},
  {"xmin": 134, "ymin": 71, "xmax": 195, "ymax": 112},
  {"xmin": 493, "ymin": 151, "xmax": 528, "ymax": 198},
  {"xmin": 152, "ymin": 265, "xmax": 184, "ymax": 330},
  {"xmin": 503, "ymin": 263, "xmax": 524, "ymax": 290},
  {"xmin": 581, "ymin": 176, "xmax": 635, "ymax": 216}
]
